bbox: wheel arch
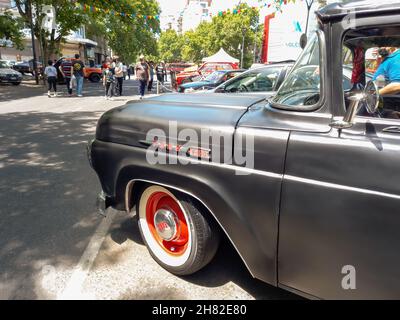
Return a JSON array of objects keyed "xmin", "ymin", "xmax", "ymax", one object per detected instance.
[
  {"xmin": 105, "ymin": 160, "xmax": 278, "ymax": 286},
  {"xmin": 124, "ymin": 177, "xmax": 256, "ymax": 280}
]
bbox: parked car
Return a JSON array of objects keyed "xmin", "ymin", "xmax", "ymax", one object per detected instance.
[
  {"xmin": 0, "ymin": 60, "xmax": 22, "ymax": 85},
  {"xmin": 175, "ymin": 62, "xmax": 239, "ymax": 87},
  {"xmin": 178, "ymin": 69, "xmax": 244, "ymax": 93},
  {"xmin": 212, "ymin": 62, "xmax": 293, "ymax": 96},
  {"xmin": 208, "ymin": 63, "xmax": 369, "ymax": 97},
  {"xmin": 13, "ymin": 60, "xmax": 43, "ymax": 76},
  {"xmin": 0, "ymin": 60, "xmax": 16, "ymax": 68},
  {"xmin": 88, "ymin": 0, "xmax": 400, "ymax": 299},
  {"xmin": 54, "ymin": 57, "xmax": 103, "ymax": 83},
  {"xmin": 167, "ymin": 62, "xmax": 195, "ymax": 74}
]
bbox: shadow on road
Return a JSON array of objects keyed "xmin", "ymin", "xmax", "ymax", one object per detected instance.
[
  {"xmin": 109, "ymin": 216, "xmax": 300, "ymax": 300},
  {"xmin": 0, "ymin": 111, "xmax": 104, "ymax": 299},
  {"xmin": 0, "ymin": 81, "xmax": 46, "ymax": 101}
]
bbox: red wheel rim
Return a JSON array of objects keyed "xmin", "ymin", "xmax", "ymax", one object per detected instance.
[{"xmin": 146, "ymin": 191, "xmax": 189, "ymax": 256}]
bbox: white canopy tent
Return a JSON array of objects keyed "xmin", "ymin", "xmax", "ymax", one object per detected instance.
[{"xmin": 202, "ymin": 48, "xmax": 239, "ymax": 63}]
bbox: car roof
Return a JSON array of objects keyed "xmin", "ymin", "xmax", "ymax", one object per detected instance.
[
  {"xmin": 317, "ymin": 0, "xmax": 400, "ymax": 23},
  {"xmin": 246, "ymin": 63, "xmax": 292, "ymax": 72}
]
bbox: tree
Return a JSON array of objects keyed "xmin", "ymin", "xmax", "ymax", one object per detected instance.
[
  {"xmin": 178, "ymin": 3, "xmax": 261, "ymax": 68},
  {"xmin": 158, "ymin": 29, "xmax": 184, "ymax": 62},
  {"xmin": 0, "ymin": 10, "xmax": 24, "ymax": 58},
  {"xmin": 14, "ymin": 0, "xmax": 160, "ymax": 64},
  {"xmin": 85, "ymin": 0, "xmax": 160, "ymax": 64}
]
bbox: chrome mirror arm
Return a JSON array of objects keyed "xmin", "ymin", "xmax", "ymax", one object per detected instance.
[{"xmin": 330, "ymin": 93, "xmax": 365, "ymax": 130}]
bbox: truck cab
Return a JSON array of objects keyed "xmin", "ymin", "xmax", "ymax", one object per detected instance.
[{"xmin": 89, "ymin": 0, "xmax": 400, "ymax": 299}]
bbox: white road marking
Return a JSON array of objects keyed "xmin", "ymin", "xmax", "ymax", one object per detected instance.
[{"xmin": 58, "ymin": 211, "xmax": 115, "ymax": 299}]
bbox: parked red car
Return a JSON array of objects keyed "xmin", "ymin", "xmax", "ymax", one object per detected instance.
[
  {"xmin": 175, "ymin": 62, "xmax": 239, "ymax": 87},
  {"xmin": 167, "ymin": 62, "xmax": 195, "ymax": 74}
]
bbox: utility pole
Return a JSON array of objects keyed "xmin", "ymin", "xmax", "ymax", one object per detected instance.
[
  {"xmin": 253, "ymin": 22, "xmax": 259, "ymax": 63},
  {"xmin": 28, "ymin": 0, "xmax": 39, "ymax": 84},
  {"xmin": 241, "ymin": 27, "xmax": 247, "ymax": 69}
]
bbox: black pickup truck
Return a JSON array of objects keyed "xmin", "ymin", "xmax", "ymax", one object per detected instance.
[{"xmin": 88, "ymin": 0, "xmax": 400, "ymax": 299}]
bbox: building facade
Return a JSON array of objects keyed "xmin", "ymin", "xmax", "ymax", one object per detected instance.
[
  {"xmin": 161, "ymin": 0, "xmax": 212, "ymax": 34},
  {"xmin": 0, "ymin": 0, "xmax": 108, "ymax": 65},
  {"xmin": 181, "ymin": 0, "xmax": 212, "ymax": 33}
]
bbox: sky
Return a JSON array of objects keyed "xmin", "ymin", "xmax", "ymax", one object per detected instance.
[{"xmin": 157, "ymin": 0, "xmax": 261, "ymax": 17}]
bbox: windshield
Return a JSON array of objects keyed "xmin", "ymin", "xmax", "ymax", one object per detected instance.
[
  {"xmin": 205, "ymin": 71, "xmax": 225, "ymax": 82},
  {"xmin": 0, "ymin": 61, "xmax": 8, "ymax": 68},
  {"xmin": 223, "ymin": 67, "xmax": 282, "ymax": 93},
  {"xmin": 273, "ymin": 33, "xmax": 321, "ymax": 107}
]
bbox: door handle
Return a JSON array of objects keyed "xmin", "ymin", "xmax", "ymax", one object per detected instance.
[{"xmin": 382, "ymin": 126, "xmax": 400, "ymax": 134}]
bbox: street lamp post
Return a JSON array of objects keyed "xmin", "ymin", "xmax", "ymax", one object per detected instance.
[
  {"xmin": 240, "ymin": 27, "xmax": 247, "ymax": 69},
  {"xmin": 28, "ymin": 0, "xmax": 39, "ymax": 84}
]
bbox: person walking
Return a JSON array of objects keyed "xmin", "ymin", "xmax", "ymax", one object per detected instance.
[
  {"xmin": 135, "ymin": 54, "xmax": 149, "ymax": 99},
  {"xmin": 59, "ymin": 58, "xmax": 73, "ymax": 96},
  {"xmin": 156, "ymin": 61, "xmax": 165, "ymax": 85},
  {"xmin": 148, "ymin": 61, "xmax": 154, "ymax": 92},
  {"xmin": 44, "ymin": 60, "xmax": 57, "ymax": 98},
  {"xmin": 162, "ymin": 61, "xmax": 167, "ymax": 82},
  {"xmin": 113, "ymin": 57, "xmax": 124, "ymax": 96},
  {"xmin": 122, "ymin": 63, "xmax": 128, "ymax": 80},
  {"xmin": 127, "ymin": 64, "xmax": 132, "ymax": 80},
  {"xmin": 103, "ymin": 61, "xmax": 115, "ymax": 100},
  {"xmin": 72, "ymin": 54, "xmax": 85, "ymax": 97}
]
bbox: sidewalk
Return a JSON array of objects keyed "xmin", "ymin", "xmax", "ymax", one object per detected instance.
[{"xmin": 0, "ymin": 79, "xmax": 162, "ymax": 114}]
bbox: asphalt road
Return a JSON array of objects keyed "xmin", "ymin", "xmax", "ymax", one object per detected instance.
[{"xmin": 0, "ymin": 78, "xmax": 298, "ymax": 300}]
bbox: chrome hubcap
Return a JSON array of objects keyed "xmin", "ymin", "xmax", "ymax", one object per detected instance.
[{"xmin": 153, "ymin": 209, "xmax": 179, "ymax": 241}]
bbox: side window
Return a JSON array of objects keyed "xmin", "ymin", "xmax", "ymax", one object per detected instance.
[
  {"xmin": 343, "ymin": 26, "xmax": 400, "ymax": 119},
  {"xmin": 224, "ymin": 67, "xmax": 282, "ymax": 93},
  {"xmin": 343, "ymin": 46, "xmax": 354, "ymax": 91},
  {"xmin": 272, "ymin": 33, "xmax": 321, "ymax": 108}
]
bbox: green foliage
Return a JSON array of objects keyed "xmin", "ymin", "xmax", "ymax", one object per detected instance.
[
  {"xmin": 0, "ymin": 10, "xmax": 25, "ymax": 50},
  {"xmin": 158, "ymin": 29, "xmax": 184, "ymax": 62},
  {"xmin": 85, "ymin": 0, "xmax": 160, "ymax": 64},
  {"xmin": 14, "ymin": 0, "xmax": 160, "ymax": 64},
  {"xmin": 159, "ymin": 3, "xmax": 262, "ymax": 68}
]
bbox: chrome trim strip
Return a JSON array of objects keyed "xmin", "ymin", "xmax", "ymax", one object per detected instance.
[
  {"xmin": 285, "ymin": 175, "xmax": 400, "ymax": 200},
  {"xmin": 124, "ymin": 178, "xmax": 256, "ymax": 278}
]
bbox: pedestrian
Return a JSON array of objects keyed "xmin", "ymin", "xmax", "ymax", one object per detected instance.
[
  {"xmin": 103, "ymin": 61, "xmax": 115, "ymax": 100},
  {"xmin": 127, "ymin": 65, "xmax": 132, "ymax": 80},
  {"xmin": 72, "ymin": 53, "xmax": 85, "ymax": 97},
  {"xmin": 59, "ymin": 58, "xmax": 73, "ymax": 96},
  {"xmin": 113, "ymin": 57, "xmax": 124, "ymax": 96},
  {"xmin": 122, "ymin": 63, "xmax": 128, "ymax": 80},
  {"xmin": 156, "ymin": 61, "xmax": 165, "ymax": 85},
  {"xmin": 135, "ymin": 54, "xmax": 149, "ymax": 99},
  {"xmin": 44, "ymin": 59, "xmax": 57, "ymax": 98},
  {"xmin": 162, "ymin": 61, "xmax": 167, "ymax": 82},
  {"xmin": 148, "ymin": 61, "xmax": 154, "ymax": 92}
]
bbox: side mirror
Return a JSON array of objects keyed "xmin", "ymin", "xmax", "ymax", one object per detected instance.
[
  {"xmin": 330, "ymin": 80, "xmax": 381, "ymax": 130},
  {"xmin": 300, "ymin": 33, "xmax": 308, "ymax": 49},
  {"xmin": 330, "ymin": 93, "xmax": 364, "ymax": 130},
  {"xmin": 364, "ymin": 80, "xmax": 380, "ymax": 114}
]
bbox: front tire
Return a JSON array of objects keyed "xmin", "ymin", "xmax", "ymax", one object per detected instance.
[
  {"xmin": 89, "ymin": 73, "xmax": 101, "ymax": 83},
  {"xmin": 138, "ymin": 185, "xmax": 220, "ymax": 275}
]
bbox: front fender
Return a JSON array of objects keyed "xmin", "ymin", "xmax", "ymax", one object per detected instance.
[{"xmin": 91, "ymin": 139, "xmax": 278, "ymax": 286}]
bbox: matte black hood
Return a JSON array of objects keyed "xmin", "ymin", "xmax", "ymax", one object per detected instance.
[{"xmin": 96, "ymin": 93, "xmax": 265, "ymax": 151}]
